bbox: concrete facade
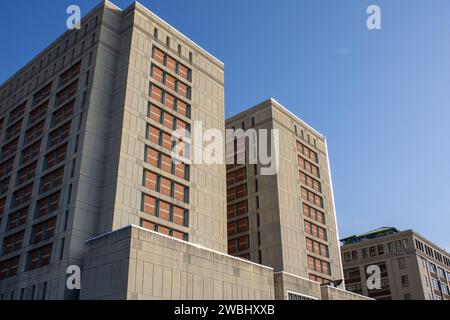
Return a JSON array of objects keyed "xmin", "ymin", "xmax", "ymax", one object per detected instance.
[{"xmin": 341, "ymin": 227, "xmax": 450, "ymax": 300}]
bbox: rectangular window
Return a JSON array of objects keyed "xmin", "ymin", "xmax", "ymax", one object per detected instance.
[
  {"xmin": 9, "ymin": 102, "xmax": 26, "ymax": 124},
  {"xmin": 60, "ymin": 62, "xmax": 81, "ymax": 86},
  {"xmin": 40, "ymin": 167, "xmax": 64, "ymax": 193},
  {"xmin": 36, "ymin": 192, "xmax": 60, "ymax": 218},
  {"xmin": 5, "ymin": 120, "xmax": 23, "ymax": 141},
  {"xmin": 55, "ymin": 81, "xmax": 77, "ymax": 106},
  {"xmin": 52, "ymin": 101, "xmax": 74, "ymax": 127},
  {"xmin": 0, "ymin": 256, "xmax": 20, "ymax": 280},
  {"xmin": 3, "ymin": 231, "xmax": 25, "ymax": 255},
  {"xmin": 29, "ymin": 101, "xmax": 49, "ymax": 125},
  {"xmin": 48, "ymin": 122, "xmax": 71, "ymax": 148},
  {"xmin": 21, "ymin": 141, "xmax": 41, "ymax": 165},
  {"xmin": 12, "ymin": 184, "xmax": 33, "ymax": 207},
  {"xmin": 2, "ymin": 138, "xmax": 19, "ymax": 159},
  {"xmin": 28, "ymin": 244, "xmax": 52, "ymax": 270},
  {"xmin": 32, "ymin": 217, "xmax": 57, "ymax": 244},
  {"xmin": 33, "ymin": 83, "xmax": 52, "ymax": 106},
  {"xmin": 16, "ymin": 161, "xmax": 37, "ymax": 185},
  {"xmin": 45, "ymin": 144, "xmax": 67, "ymax": 169},
  {"xmin": 24, "ymin": 120, "xmax": 45, "ymax": 144},
  {"xmin": 0, "ymin": 158, "xmax": 14, "ymax": 180},
  {"xmin": 7, "ymin": 207, "xmax": 29, "ymax": 231}
]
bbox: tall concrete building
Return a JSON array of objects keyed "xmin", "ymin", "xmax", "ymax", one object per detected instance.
[
  {"xmin": 225, "ymin": 99, "xmax": 345, "ymax": 297},
  {"xmin": 0, "ymin": 0, "xmax": 367, "ymax": 300},
  {"xmin": 341, "ymin": 227, "xmax": 450, "ymax": 300}
]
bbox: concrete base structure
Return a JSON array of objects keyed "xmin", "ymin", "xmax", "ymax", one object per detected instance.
[{"xmin": 80, "ymin": 225, "xmax": 371, "ymax": 300}]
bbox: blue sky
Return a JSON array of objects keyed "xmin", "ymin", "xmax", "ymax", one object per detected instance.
[{"xmin": 1, "ymin": 0, "xmax": 449, "ymax": 251}]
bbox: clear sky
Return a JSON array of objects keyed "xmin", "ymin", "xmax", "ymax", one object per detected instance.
[{"xmin": 1, "ymin": 0, "xmax": 449, "ymax": 251}]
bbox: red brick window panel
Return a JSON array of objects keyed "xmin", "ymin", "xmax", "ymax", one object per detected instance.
[
  {"xmin": 166, "ymin": 56, "xmax": 177, "ymax": 74},
  {"xmin": 228, "ymin": 218, "xmax": 249, "ymax": 236},
  {"xmin": 308, "ymin": 255, "xmax": 331, "ymax": 276},
  {"xmin": 236, "ymin": 184, "xmax": 247, "ymax": 199},
  {"xmin": 160, "ymin": 176, "xmax": 171, "ymax": 197},
  {"xmin": 21, "ymin": 141, "xmax": 41, "ymax": 165},
  {"xmin": 160, "ymin": 153, "xmax": 172, "ymax": 173},
  {"xmin": 306, "ymin": 238, "xmax": 329, "ymax": 258},
  {"xmin": 0, "ymin": 158, "xmax": 14, "ymax": 179},
  {"xmin": 29, "ymin": 101, "xmax": 48, "ymax": 125},
  {"xmin": 48, "ymin": 122, "xmax": 71, "ymax": 148},
  {"xmin": 32, "ymin": 217, "xmax": 56, "ymax": 244},
  {"xmin": 142, "ymin": 194, "xmax": 156, "ymax": 215},
  {"xmin": 158, "ymin": 225, "xmax": 171, "ymax": 236},
  {"xmin": 164, "ymin": 112, "xmax": 174, "ymax": 130},
  {"xmin": 297, "ymin": 142, "xmax": 318, "ymax": 163},
  {"xmin": 177, "ymin": 100, "xmax": 189, "ymax": 118},
  {"xmin": 174, "ymin": 162, "xmax": 188, "ymax": 181},
  {"xmin": 159, "ymin": 200, "xmax": 171, "ymax": 221},
  {"xmin": 2, "ymin": 138, "xmax": 19, "ymax": 159},
  {"xmin": 3, "ymin": 231, "xmax": 25, "ymax": 255},
  {"xmin": 173, "ymin": 182, "xmax": 187, "ymax": 203},
  {"xmin": 298, "ymin": 157, "xmax": 320, "ymax": 179},
  {"xmin": 164, "ymin": 92, "xmax": 175, "ymax": 111},
  {"xmin": 145, "ymin": 146, "xmax": 159, "ymax": 167},
  {"xmin": 17, "ymin": 161, "xmax": 37, "ymax": 186},
  {"xmin": 303, "ymin": 204, "xmax": 326, "ymax": 225},
  {"xmin": 7, "ymin": 207, "xmax": 29, "ymax": 231},
  {"xmin": 0, "ymin": 256, "xmax": 20, "ymax": 280},
  {"xmin": 0, "ymin": 197, "xmax": 6, "ymax": 216},
  {"xmin": 141, "ymin": 219, "xmax": 156, "ymax": 231},
  {"xmin": 5, "ymin": 120, "xmax": 23, "ymax": 141},
  {"xmin": 148, "ymin": 104, "xmax": 162, "ymax": 123},
  {"xmin": 299, "ymin": 172, "xmax": 322, "ymax": 193},
  {"xmin": 40, "ymin": 167, "xmax": 64, "ymax": 193},
  {"xmin": 144, "ymin": 170, "xmax": 157, "ymax": 191},
  {"xmin": 177, "ymin": 82, "xmax": 188, "ymax": 99},
  {"xmin": 28, "ymin": 244, "xmax": 52, "ymax": 270},
  {"xmin": 305, "ymin": 220, "xmax": 328, "ymax": 241},
  {"xmin": 178, "ymin": 63, "xmax": 191, "ymax": 82},
  {"xmin": 0, "ymin": 177, "xmax": 10, "ymax": 194},
  {"xmin": 45, "ymin": 144, "xmax": 68, "ymax": 169},
  {"xmin": 34, "ymin": 83, "xmax": 52, "ymax": 106},
  {"xmin": 9, "ymin": 102, "xmax": 26, "ymax": 124},
  {"xmin": 36, "ymin": 192, "xmax": 60, "ymax": 218},
  {"xmin": 25, "ymin": 120, "xmax": 45, "ymax": 144},
  {"xmin": 227, "ymin": 187, "xmax": 235, "ymax": 202},
  {"xmin": 228, "ymin": 239, "xmax": 237, "ymax": 254},
  {"xmin": 56, "ymin": 81, "xmax": 78, "ymax": 106},
  {"xmin": 146, "ymin": 125, "xmax": 160, "ymax": 145},
  {"xmin": 161, "ymin": 131, "xmax": 172, "ymax": 150},
  {"xmin": 165, "ymin": 74, "xmax": 176, "ymax": 91},
  {"xmin": 227, "ymin": 204, "xmax": 236, "ymax": 219},
  {"xmin": 60, "ymin": 61, "xmax": 81, "ymax": 86},
  {"xmin": 237, "ymin": 235, "xmax": 250, "ymax": 251},
  {"xmin": 151, "ymin": 65, "xmax": 164, "ymax": 83},
  {"xmin": 301, "ymin": 187, "xmax": 323, "ymax": 209},
  {"xmin": 172, "ymin": 229, "xmax": 185, "ymax": 241},
  {"xmin": 226, "ymin": 172, "xmax": 234, "ymax": 186},
  {"xmin": 152, "ymin": 46, "xmax": 165, "ymax": 65},
  {"xmin": 173, "ymin": 206, "xmax": 185, "ymax": 226},
  {"xmin": 12, "ymin": 183, "xmax": 33, "ymax": 207},
  {"xmin": 53, "ymin": 101, "xmax": 74, "ymax": 127},
  {"xmin": 150, "ymin": 84, "xmax": 163, "ymax": 103}
]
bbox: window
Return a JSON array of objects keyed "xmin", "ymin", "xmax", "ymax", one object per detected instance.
[
  {"xmin": 166, "ymin": 36, "xmax": 170, "ymax": 47},
  {"xmin": 24, "ymin": 120, "xmax": 45, "ymax": 144},
  {"xmin": 7, "ymin": 207, "xmax": 28, "ymax": 231},
  {"xmin": 21, "ymin": 141, "xmax": 41, "ymax": 164},
  {"xmin": 33, "ymin": 83, "xmax": 52, "ymax": 106},
  {"xmin": 60, "ymin": 62, "xmax": 81, "ymax": 86},
  {"xmin": 377, "ymin": 244, "xmax": 384, "ymax": 255},
  {"xmin": 16, "ymin": 162, "xmax": 37, "ymax": 185},
  {"xmin": 227, "ymin": 218, "xmax": 249, "ymax": 236},
  {"xmin": 28, "ymin": 244, "xmax": 52, "ymax": 270},
  {"xmin": 343, "ymin": 252, "xmax": 351, "ymax": 263},
  {"xmin": 401, "ymin": 275, "xmax": 409, "ymax": 287},
  {"xmin": 36, "ymin": 192, "xmax": 60, "ymax": 217},
  {"xmin": 301, "ymin": 187, "xmax": 323, "ymax": 208},
  {"xmin": 3, "ymin": 231, "xmax": 25, "ymax": 254},
  {"xmin": 302, "ymin": 204, "xmax": 325, "ymax": 224},
  {"xmin": 55, "ymin": 81, "xmax": 77, "ymax": 106},
  {"xmin": 441, "ymin": 283, "xmax": 450, "ymax": 295},
  {"xmin": 48, "ymin": 122, "xmax": 71, "ymax": 148},
  {"xmin": 2, "ymin": 138, "xmax": 19, "ymax": 159},
  {"xmin": 0, "ymin": 256, "xmax": 20, "ymax": 280},
  {"xmin": 45, "ymin": 144, "xmax": 67, "ymax": 169},
  {"xmin": 12, "ymin": 184, "xmax": 33, "ymax": 207},
  {"xmin": 351, "ymin": 250, "xmax": 358, "ymax": 261},
  {"xmin": 307, "ymin": 255, "xmax": 331, "ymax": 275},
  {"xmin": 431, "ymin": 279, "xmax": 440, "ymax": 290},
  {"xmin": 428, "ymin": 262, "xmax": 437, "ymax": 274},
  {"xmin": 438, "ymin": 267, "xmax": 445, "ymax": 279},
  {"xmin": 29, "ymin": 101, "xmax": 48, "ymax": 125},
  {"xmin": 298, "ymin": 156, "xmax": 320, "ymax": 178},
  {"xmin": 398, "ymin": 257, "xmax": 406, "ymax": 269},
  {"xmin": 153, "ymin": 28, "xmax": 158, "ymax": 39},
  {"xmin": 9, "ymin": 102, "xmax": 26, "ymax": 124},
  {"xmin": 32, "ymin": 217, "xmax": 56, "ymax": 244},
  {"xmin": 304, "ymin": 220, "xmax": 327, "ymax": 241},
  {"xmin": 306, "ymin": 238, "xmax": 329, "ymax": 258},
  {"xmin": 299, "ymin": 171, "xmax": 322, "ymax": 193},
  {"xmin": 297, "ymin": 141, "xmax": 318, "ymax": 163},
  {"xmin": 5, "ymin": 120, "xmax": 23, "ymax": 141},
  {"xmin": 362, "ymin": 248, "xmax": 369, "ymax": 259},
  {"xmin": 40, "ymin": 167, "xmax": 64, "ymax": 193},
  {"xmin": 52, "ymin": 101, "xmax": 74, "ymax": 126},
  {"xmin": 369, "ymin": 246, "xmax": 377, "ymax": 257}
]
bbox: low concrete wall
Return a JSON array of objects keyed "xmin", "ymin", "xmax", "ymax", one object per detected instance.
[
  {"xmin": 274, "ymin": 272, "xmax": 321, "ymax": 300},
  {"xmin": 80, "ymin": 225, "xmax": 274, "ymax": 300},
  {"xmin": 321, "ymin": 285, "xmax": 373, "ymax": 300}
]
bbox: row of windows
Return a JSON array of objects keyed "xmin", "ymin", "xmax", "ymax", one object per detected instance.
[
  {"xmin": 141, "ymin": 219, "xmax": 188, "ymax": 242},
  {"xmin": 228, "ymin": 235, "xmax": 249, "ymax": 254},
  {"xmin": 303, "ymin": 204, "xmax": 326, "ymax": 225},
  {"xmin": 2, "ymin": 217, "xmax": 56, "ymax": 255},
  {"xmin": 305, "ymin": 220, "xmax": 327, "ymax": 241},
  {"xmin": 308, "ymin": 255, "xmax": 331, "ymax": 276},
  {"xmin": 226, "ymin": 168, "xmax": 246, "ymax": 186},
  {"xmin": 227, "ymin": 201, "xmax": 248, "ymax": 219},
  {"xmin": 147, "ymin": 103, "xmax": 190, "ymax": 132},
  {"xmin": 152, "ymin": 46, "xmax": 192, "ymax": 82},
  {"xmin": 227, "ymin": 218, "xmax": 249, "ymax": 237},
  {"xmin": 297, "ymin": 141, "xmax": 318, "ymax": 164},
  {"xmin": 149, "ymin": 84, "xmax": 191, "ymax": 118},
  {"xmin": 227, "ymin": 184, "xmax": 247, "ymax": 202},
  {"xmin": 415, "ymin": 238, "xmax": 450, "ymax": 267},
  {"xmin": 301, "ymin": 187, "xmax": 323, "ymax": 209},
  {"xmin": 298, "ymin": 156, "xmax": 320, "ymax": 179},
  {"xmin": 150, "ymin": 65, "xmax": 191, "ymax": 100},
  {"xmin": 143, "ymin": 170, "xmax": 189, "ymax": 204},
  {"xmin": 144, "ymin": 146, "xmax": 190, "ymax": 181},
  {"xmin": 306, "ymin": 237, "xmax": 329, "ymax": 258},
  {"xmin": 141, "ymin": 194, "xmax": 189, "ymax": 228},
  {"xmin": 299, "ymin": 171, "xmax": 321, "ymax": 193}
]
